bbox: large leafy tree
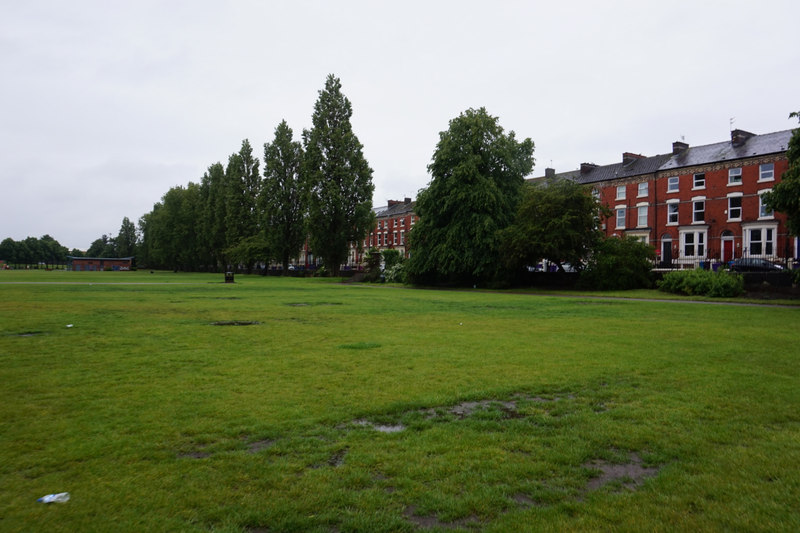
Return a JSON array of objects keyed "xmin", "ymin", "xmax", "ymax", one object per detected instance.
[
  {"xmin": 764, "ymin": 111, "xmax": 800, "ymax": 236},
  {"xmin": 0, "ymin": 238, "xmax": 18, "ymax": 266},
  {"xmin": 405, "ymin": 107, "xmax": 535, "ymax": 285},
  {"xmin": 86, "ymin": 234, "xmax": 116, "ymax": 257},
  {"xmin": 263, "ymin": 120, "xmax": 306, "ymax": 272},
  {"xmin": 303, "ymin": 74, "xmax": 374, "ymax": 276},
  {"xmin": 500, "ymin": 178, "xmax": 608, "ymax": 273}
]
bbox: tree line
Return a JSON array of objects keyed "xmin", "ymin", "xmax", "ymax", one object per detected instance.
[{"xmin": 134, "ymin": 74, "xmax": 373, "ymax": 275}]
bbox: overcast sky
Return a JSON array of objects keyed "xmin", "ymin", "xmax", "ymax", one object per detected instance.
[{"xmin": 2, "ymin": 1, "xmax": 798, "ymax": 250}]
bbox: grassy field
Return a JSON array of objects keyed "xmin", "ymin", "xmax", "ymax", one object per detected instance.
[{"xmin": 1, "ymin": 270, "xmax": 799, "ymax": 532}]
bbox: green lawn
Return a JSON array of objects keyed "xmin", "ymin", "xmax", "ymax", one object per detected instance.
[{"xmin": 1, "ymin": 271, "xmax": 798, "ymax": 532}]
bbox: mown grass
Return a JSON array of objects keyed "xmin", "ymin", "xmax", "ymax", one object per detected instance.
[{"xmin": 1, "ymin": 270, "xmax": 799, "ymax": 531}]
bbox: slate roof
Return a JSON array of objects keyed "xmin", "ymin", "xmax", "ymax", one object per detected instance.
[
  {"xmin": 659, "ymin": 129, "xmax": 792, "ymax": 171},
  {"xmin": 575, "ymin": 153, "xmax": 673, "ymax": 185},
  {"xmin": 531, "ymin": 129, "xmax": 794, "ymax": 185},
  {"xmin": 375, "ymin": 200, "xmax": 415, "ymax": 218}
]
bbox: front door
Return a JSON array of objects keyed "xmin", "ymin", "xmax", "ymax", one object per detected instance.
[
  {"xmin": 661, "ymin": 239, "xmax": 673, "ymax": 267},
  {"xmin": 722, "ymin": 238, "xmax": 734, "ymax": 262}
]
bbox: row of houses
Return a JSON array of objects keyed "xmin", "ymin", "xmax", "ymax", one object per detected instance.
[
  {"xmin": 348, "ymin": 127, "xmax": 797, "ymax": 270},
  {"xmin": 550, "ymin": 128, "xmax": 794, "ymax": 268}
]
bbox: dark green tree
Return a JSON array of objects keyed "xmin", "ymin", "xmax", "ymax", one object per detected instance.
[
  {"xmin": 405, "ymin": 107, "xmax": 535, "ymax": 285},
  {"xmin": 200, "ymin": 162, "xmax": 228, "ymax": 271},
  {"xmin": 224, "ymin": 140, "xmax": 262, "ymax": 271},
  {"xmin": 38, "ymin": 235, "xmax": 68, "ymax": 268},
  {"xmin": 500, "ymin": 178, "xmax": 608, "ymax": 274},
  {"xmin": 764, "ymin": 111, "xmax": 800, "ymax": 236},
  {"xmin": 262, "ymin": 120, "xmax": 306, "ymax": 272},
  {"xmin": 303, "ymin": 75, "xmax": 375, "ymax": 276},
  {"xmin": 0, "ymin": 238, "xmax": 19, "ymax": 267},
  {"xmin": 116, "ymin": 217, "xmax": 138, "ymax": 257},
  {"xmin": 86, "ymin": 235, "xmax": 116, "ymax": 257}
]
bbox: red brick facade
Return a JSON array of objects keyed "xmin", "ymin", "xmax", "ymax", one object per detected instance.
[
  {"xmin": 541, "ymin": 129, "xmax": 797, "ymax": 268},
  {"xmin": 350, "ymin": 198, "xmax": 416, "ymax": 265}
]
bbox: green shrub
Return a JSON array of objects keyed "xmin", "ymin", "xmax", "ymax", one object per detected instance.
[
  {"xmin": 578, "ymin": 236, "xmax": 655, "ymax": 290},
  {"xmin": 384, "ymin": 262, "xmax": 406, "ymax": 284},
  {"xmin": 381, "ymin": 249, "xmax": 402, "ymax": 270},
  {"xmin": 657, "ymin": 268, "xmax": 744, "ymax": 297}
]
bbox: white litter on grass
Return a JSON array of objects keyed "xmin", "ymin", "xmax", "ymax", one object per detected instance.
[
  {"xmin": 66, "ymin": 324, "xmax": 73, "ymax": 328},
  {"xmin": 37, "ymin": 492, "xmax": 70, "ymax": 503}
]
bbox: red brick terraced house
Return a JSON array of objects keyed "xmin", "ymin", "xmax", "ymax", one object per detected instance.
[
  {"xmin": 536, "ymin": 128, "xmax": 795, "ymax": 269},
  {"xmin": 351, "ymin": 197, "xmax": 417, "ymax": 265}
]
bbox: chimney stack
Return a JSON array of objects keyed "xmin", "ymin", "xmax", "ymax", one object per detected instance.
[
  {"xmin": 580, "ymin": 163, "xmax": 598, "ymax": 175},
  {"xmin": 545, "ymin": 168, "xmax": 555, "ymax": 179},
  {"xmin": 622, "ymin": 152, "xmax": 645, "ymax": 165},
  {"xmin": 672, "ymin": 141, "xmax": 689, "ymax": 155},
  {"xmin": 731, "ymin": 129, "xmax": 755, "ymax": 147}
]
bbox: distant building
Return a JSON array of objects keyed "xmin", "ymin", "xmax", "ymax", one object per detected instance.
[
  {"xmin": 532, "ymin": 128, "xmax": 795, "ymax": 268},
  {"xmin": 68, "ymin": 256, "xmax": 135, "ymax": 271},
  {"xmin": 356, "ymin": 197, "xmax": 416, "ymax": 263}
]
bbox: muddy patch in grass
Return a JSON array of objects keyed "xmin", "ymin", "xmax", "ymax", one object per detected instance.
[
  {"xmin": 404, "ymin": 505, "xmax": 481, "ymax": 530},
  {"xmin": 210, "ymin": 320, "xmax": 261, "ymax": 326},
  {"xmin": 583, "ymin": 452, "xmax": 659, "ymax": 492},
  {"xmin": 245, "ymin": 438, "xmax": 276, "ymax": 453}
]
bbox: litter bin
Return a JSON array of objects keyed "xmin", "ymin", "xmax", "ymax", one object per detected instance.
[{"xmin": 224, "ymin": 272, "xmax": 234, "ymax": 283}]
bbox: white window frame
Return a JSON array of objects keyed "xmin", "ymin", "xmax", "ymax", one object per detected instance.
[
  {"xmin": 616, "ymin": 185, "xmax": 626, "ymax": 201},
  {"xmin": 637, "ymin": 204, "xmax": 648, "ymax": 227},
  {"xmin": 692, "ymin": 197, "xmax": 705, "ymax": 223},
  {"xmin": 742, "ymin": 222, "xmax": 777, "ymax": 257},
  {"xmin": 615, "ymin": 207, "xmax": 626, "ymax": 229},
  {"xmin": 727, "ymin": 193, "xmax": 743, "ymax": 221},
  {"xmin": 637, "ymin": 182, "xmax": 648, "ymax": 197},
  {"xmin": 667, "ymin": 176, "xmax": 679, "ymax": 193},
  {"xmin": 666, "ymin": 199, "xmax": 679, "ymax": 225},
  {"xmin": 680, "ymin": 229, "xmax": 707, "ymax": 258},
  {"xmin": 759, "ymin": 163, "xmax": 775, "ymax": 182},
  {"xmin": 693, "ymin": 173, "xmax": 705, "ymax": 189},
  {"xmin": 728, "ymin": 167, "xmax": 742, "ymax": 185},
  {"xmin": 400, "ymin": 230, "xmax": 405, "ymax": 245}
]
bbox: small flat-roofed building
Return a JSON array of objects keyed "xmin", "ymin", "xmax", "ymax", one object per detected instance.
[{"xmin": 68, "ymin": 256, "xmax": 134, "ymax": 271}]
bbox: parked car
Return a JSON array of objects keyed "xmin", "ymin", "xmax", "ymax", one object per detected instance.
[{"xmin": 729, "ymin": 258, "xmax": 784, "ymax": 272}]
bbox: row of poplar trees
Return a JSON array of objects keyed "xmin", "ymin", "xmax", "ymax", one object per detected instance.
[{"xmin": 138, "ymin": 75, "xmax": 374, "ymax": 275}]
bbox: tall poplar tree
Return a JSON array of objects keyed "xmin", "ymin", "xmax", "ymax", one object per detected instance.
[
  {"xmin": 225, "ymin": 139, "xmax": 261, "ymax": 249},
  {"xmin": 200, "ymin": 162, "xmax": 227, "ymax": 271},
  {"xmin": 263, "ymin": 120, "xmax": 306, "ymax": 272},
  {"xmin": 116, "ymin": 216, "xmax": 137, "ymax": 257},
  {"xmin": 303, "ymin": 75, "xmax": 374, "ymax": 276}
]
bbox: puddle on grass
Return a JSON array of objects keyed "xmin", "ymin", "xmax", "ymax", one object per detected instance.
[{"xmin": 354, "ymin": 419, "xmax": 406, "ymax": 433}]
